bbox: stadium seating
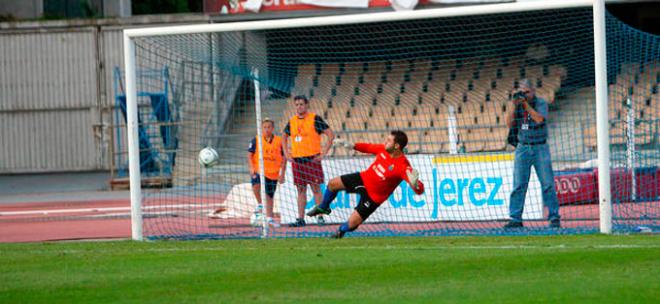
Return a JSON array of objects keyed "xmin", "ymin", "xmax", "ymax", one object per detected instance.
[
  {"xmin": 290, "ymin": 57, "xmax": 572, "ymax": 155},
  {"xmin": 582, "ymin": 62, "xmax": 659, "ymax": 150},
  {"xmin": 584, "ymin": 126, "xmax": 597, "ymax": 151}
]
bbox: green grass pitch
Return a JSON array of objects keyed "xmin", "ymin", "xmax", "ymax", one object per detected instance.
[{"xmin": 0, "ymin": 235, "xmax": 658, "ymax": 303}]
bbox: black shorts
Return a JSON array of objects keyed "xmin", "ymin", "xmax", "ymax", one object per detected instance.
[
  {"xmin": 340, "ymin": 172, "xmax": 379, "ymax": 220},
  {"xmin": 250, "ymin": 174, "xmax": 278, "ymax": 198}
]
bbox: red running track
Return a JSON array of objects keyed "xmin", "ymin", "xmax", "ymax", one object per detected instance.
[
  {"xmin": 0, "ymin": 200, "xmax": 131, "ymax": 242},
  {"xmin": 0, "ymin": 199, "xmax": 656, "ymax": 242}
]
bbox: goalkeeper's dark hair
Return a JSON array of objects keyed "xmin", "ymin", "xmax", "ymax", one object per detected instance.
[
  {"xmin": 391, "ymin": 130, "xmax": 408, "ymax": 150},
  {"xmin": 293, "ymin": 95, "xmax": 309, "ymax": 104}
]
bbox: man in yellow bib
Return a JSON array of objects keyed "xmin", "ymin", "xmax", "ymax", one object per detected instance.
[
  {"xmin": 209, "ymin": 118, "xmax": 286, "ymax": 227},
  {"xmin": 282, "ymin": 95, "xmax": 335, "ymax": 227}
]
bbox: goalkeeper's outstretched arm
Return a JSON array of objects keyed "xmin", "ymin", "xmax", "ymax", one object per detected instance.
[
  {"xmin": 332, "ymin": 139, "xmax": 383, "ymax": 155},
  {"xmin": 353, "ymin": 142, "xmax": 383, "ymax": 155}
]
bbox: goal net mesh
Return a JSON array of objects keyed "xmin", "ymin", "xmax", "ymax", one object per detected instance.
[{"xmin": 124, "ymin": 6, "xmax": 659, "ymax": 239}]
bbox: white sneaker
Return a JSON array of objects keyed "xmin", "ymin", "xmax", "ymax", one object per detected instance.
[{"xmin": 267, "ymin": 217, "xmax": 280, "ymax": 228}]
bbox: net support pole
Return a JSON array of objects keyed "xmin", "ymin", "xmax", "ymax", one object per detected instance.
[
  {"xmin": 447, "ymin": 105, "xmax": 458, "ymax": 154},
  {"xmin": 253, "ymin": 69, "xmax": 268, "ymax": 238},
  {"xmin": 626, "ymin": 97, "xmax": 636, "ymax": 201},
  {"xmin": 123, "ymin": 33, "xmax": 143, "ymax": 241},
  {"xmin": 593, "ymin": 0, "xmax": 612, "ymax": 234}
]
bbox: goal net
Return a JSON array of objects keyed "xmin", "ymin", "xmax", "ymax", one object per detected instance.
[{"xmin": 122, "ymin": 2, "xmax": 659, "ymax": 240}]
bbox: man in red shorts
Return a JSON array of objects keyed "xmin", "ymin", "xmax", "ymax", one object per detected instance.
[
  {"xmin": 307, "ymin": 130, "xmax": 425, "ymax": 238},
  {"xmin": 282, "ymin": 95, "xmax": 334, "ymax": 227}
]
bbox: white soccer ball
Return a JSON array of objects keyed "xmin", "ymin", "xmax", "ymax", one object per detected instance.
[
  {"xmin": 198, "ymin": 147, "xmax": 219, "ymax": 168},
  {"xmin": 250, "ymin": 212, "xmax": 263, "ymax": 227}
]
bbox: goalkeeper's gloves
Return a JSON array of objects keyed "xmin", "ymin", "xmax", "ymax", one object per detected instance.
[
  {"xmin": 333, "ymin": 138, "xmax": 354, "ymax": 150},
  {"xmin": 407, "ymin": 168, "xmax": 420, "ymax": 188}
]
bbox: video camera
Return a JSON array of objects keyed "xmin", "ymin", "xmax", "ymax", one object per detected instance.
[{"xmin": 512, "ymin": 90, "xmax": 527, "ymax": 100}]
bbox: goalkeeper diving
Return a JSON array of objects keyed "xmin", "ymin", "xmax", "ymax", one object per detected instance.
[{"xmin": 307, "ymin": 130, "xmax": 425, "ymax": 238}]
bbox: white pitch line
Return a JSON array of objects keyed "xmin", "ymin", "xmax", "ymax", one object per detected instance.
[
  {"xmin": 0, "ymin": 207, "xmax": 130, "ymax": 216},
  {"xmin": 0, "ymin": 204, "xmax": 224, "ymax": 216}
]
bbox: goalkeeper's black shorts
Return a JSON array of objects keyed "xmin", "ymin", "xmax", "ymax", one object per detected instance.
[{"xmin": 340, "ymin": 172, "xmax": 379, "ymax": 220}]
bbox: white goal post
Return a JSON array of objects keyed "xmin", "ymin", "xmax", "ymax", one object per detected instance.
[{"xmin": 123, "ymin": 0, "xmax": 611, "ymax": 241}]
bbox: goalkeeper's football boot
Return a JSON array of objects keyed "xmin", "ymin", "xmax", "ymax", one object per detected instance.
[
  {"xmin": 306, "ymin": 205, "xmax": 331, "ymax": 217},
  {"xmin": 330, "ymin": 229, "xmax": 346, "ymax": 239}
]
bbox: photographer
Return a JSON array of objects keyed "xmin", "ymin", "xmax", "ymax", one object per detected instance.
[{"xmin": 504, "ymin": 79, "xmax": 561, "ymax": 229}]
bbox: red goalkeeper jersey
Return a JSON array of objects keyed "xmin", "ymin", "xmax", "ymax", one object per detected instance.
[{"xmin": 354, "ymin": 143, "xmax": 425, "ymax": 204}]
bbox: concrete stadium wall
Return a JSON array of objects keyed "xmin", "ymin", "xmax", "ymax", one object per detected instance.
[
  {"xmin": 0, "ymin": 16, "xmax": 210, "ymax": 173},
  {"xmin": 0, "ymin": 28, "xmax": 101, "ymax": 173}
]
